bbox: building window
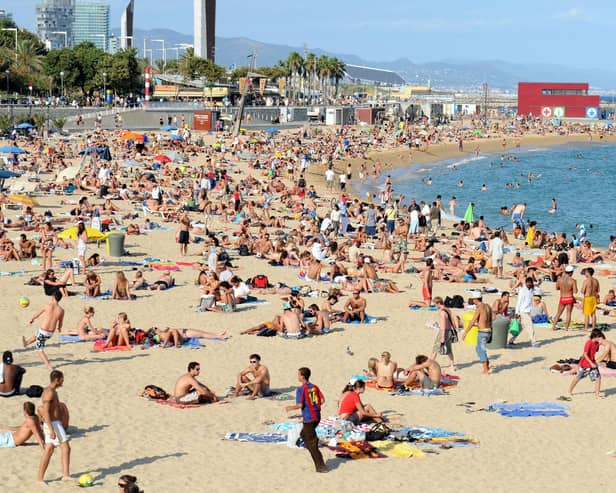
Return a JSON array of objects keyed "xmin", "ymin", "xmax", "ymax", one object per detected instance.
[{"xmin": 541, "ymin": 89, "xmax": 588, "ymax": 96}]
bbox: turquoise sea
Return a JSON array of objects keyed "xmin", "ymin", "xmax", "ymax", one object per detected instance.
[{"xmin": 359, "ymin": 143, "xmax": 616, "ymax": 247}]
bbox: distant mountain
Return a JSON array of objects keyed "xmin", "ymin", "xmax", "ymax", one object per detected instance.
[{"xmin": 112, "ymin": 28, "xmax": 616, "ymax": 92}]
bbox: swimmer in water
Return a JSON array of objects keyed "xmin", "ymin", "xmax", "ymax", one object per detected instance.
[
  {"xmin": 549, "ymin": 197, "xmax": 557, "ymax": 214},
  {"xmin": 457, "ymin": 180, "xmax": 464, "ymax": 188},
  {"xmin": 481, "ymin": 184, "xmax": 487, "ymax": 192},
  {"xmin": 427, "ymin": 177, "xmax": 432, "ymax": 185}
]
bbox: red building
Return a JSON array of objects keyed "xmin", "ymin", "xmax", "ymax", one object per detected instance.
[{"xmin": 517, "ymin": 82, "xmax": 600, "ymax": 119}]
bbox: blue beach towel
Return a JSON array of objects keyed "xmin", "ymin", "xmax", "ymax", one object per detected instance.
[
  {"xmin": 389, "ymin": 388, "xmax": 446, "ymax": 396},
  {"xmin": 345, "ymin": 315, "xmax": 378, "ymax": 325},
  {"xmin": 224, "ymin": 433, "xmax": 287, "ymax": 444},
  {"xmin": 80, "ymin": 290, "xmax": 112, "ymax": 301},
  {"xmin": 59, "ymin": 335, "xmax": 85, "ymax": 343}
]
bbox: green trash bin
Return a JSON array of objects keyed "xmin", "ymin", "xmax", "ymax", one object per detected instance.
[
  {"xmin": 487, "ymin": 316, "xmax": 509, "ymax": 349},
  {"xmin": 106, "ymin": 232, "xmax": 125, "ymax": 258}
]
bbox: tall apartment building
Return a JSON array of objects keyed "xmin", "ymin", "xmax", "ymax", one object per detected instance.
[
  {"xmin": 194, "ymin": 0, "xmax": 216, "ymax": 61},
  {"xmin": 36, "ymin": 0, "xmax": 74, "ymax": 50},
  {"xmin": 120, "ymin": 0, "xmax": 134, "ymax": 50},
  {"xmin": 72, "ymin": 0, "xmax": 110, "ymax": 51}
]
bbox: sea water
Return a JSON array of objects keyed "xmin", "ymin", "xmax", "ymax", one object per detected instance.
[{"xmin": 357, "ymin": 143, "xmax": 616, "ymax": 247}]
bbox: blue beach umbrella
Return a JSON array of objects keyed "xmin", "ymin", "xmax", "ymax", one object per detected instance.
[
  {"xmin": 0, "ymin": 146, "xmax": 27, "ymax": 154},
  {"xmin": 265, "ymin": 128, "xmax": 280, "ymax": 134},
  {"xmin": 168, "ymin": 134, "xmax": 184, "ymax": 141},
  {"xmin": 0, "ymin": 169, "xmax": 21, "ymax": 178},
  {"xmin": 16, "ymin": 123, "xmax": 35, "ymax": 129},
  {"xmin": 161, "ymin": 125, "xmax": 178, "ymax": 131}
]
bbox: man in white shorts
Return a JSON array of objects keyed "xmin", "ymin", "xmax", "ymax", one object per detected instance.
[{"xmin": 174, "ymin": 362, "xmax": 218, "ymax": 404}]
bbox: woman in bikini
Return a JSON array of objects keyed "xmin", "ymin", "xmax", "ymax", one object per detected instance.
[
  {"xmin": 70, "ymin": 307, "xmax": 106, "ymax": 341},
  {"xmin": 103, "ymin": 312, "xmax": 132, "ymax": 348},
  {"xmin": 112, "ymin": 271, "xmax": 132, "ymax": 300},
  {"xmin": 40, "ymin": 221, "xmax": 56, "ymax": 272},
  {"xmin": 150, "ymin": 327, "xmax": 230, "ymax": 347},
  {"xmin": 84, "ymin": 271, "xmax": 102, "ymax": 297},
  {"xmin": 375, "ymin": 351, "xmax": 398, "ymax": 390}
]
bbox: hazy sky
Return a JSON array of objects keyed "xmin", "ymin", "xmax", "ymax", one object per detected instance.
[{"xmin": 6, "ymin": 1, "xmax": 614, "ymax": 67}]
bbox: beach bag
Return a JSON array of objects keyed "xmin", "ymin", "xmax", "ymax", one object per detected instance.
[
  {"xmin": 238, "ymin": 244, "xmax": 250, "ymax": 256},
  {"xmin": 25, "ymin": 385, "xmax": 43, "ymax": 398},
  {"xmin": 509, "ymin": 318, "xmax": 521, "ymax": 336},
  {"xmin": 532, "ymin": 314, "xmax": 549, "ymax": 324},
  {"xmin": 365, "ymin": 422, "xmax": 391, "ymax": 441},
  {"xmin": 133, "ymin": 329, "xmax": 147, "ymax": 345},
  {"xmin": 198, "ymin": 294, "xmax": 216, "ymax": 311},
  {"xmin": 252, "ymin": 275, "xmax": 269, "ymax": 289},
  {"xmin": 446, "ymin": 295, "xmax": 464, "ymax": 309},
  {"xmin": 142, "ymin": 385, "xmax": 169, "ymax": 400}
]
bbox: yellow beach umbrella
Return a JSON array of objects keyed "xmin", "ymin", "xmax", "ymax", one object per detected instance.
[
  {"xmin": 8, "ymin": 194, "xmax": 40, "ymax": 207},
  {"xmin": 57, "ymin": 226, "xmax": 107, "ymax": 241}
]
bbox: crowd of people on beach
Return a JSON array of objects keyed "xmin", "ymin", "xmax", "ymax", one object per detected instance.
[{"xmin": 1, "ymin": 114, "xmax": 615, "ymax": 483}]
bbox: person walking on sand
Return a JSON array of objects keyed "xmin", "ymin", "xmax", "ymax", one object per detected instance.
[
  {"xmin": 581, "ymin": 267, "xmax": 600, "ymax": 331},
  {"xmin": 568, "ymin": 329, "xmax": 607, "ymax": 399},
  {"xmin": 463, "ymin": 291, "xmax": 493, "ymax": 375},
  {"xmin": 510, "ymin": 277, "xmax": 538, "ymax": 347},
  {"xmin": 38, "ymin": 370, "xmax": 71, "ymax": 484},
  {"xmin": 551, "ymin": 265, "xmax": 578, "ymax": 331},
  {"xmin": 285, "ymin": 367, "xmax": 328, "ymax": 473},
  {"xmin": 22, "ymin": 290, "xmax": 64, "ymax": 370}
]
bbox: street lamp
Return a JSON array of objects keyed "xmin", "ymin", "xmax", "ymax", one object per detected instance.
[
  {"xmin": 51, "ymin": 31, "xmax": 68, "ymax": 48},
  {"xmin": 102, "ymin": 72, "xmax": 107, "ymax": 106},
  {"xmin": 60, "ymin": 71, "xmax": 64, "ymax": 99},
  {"xmin": 145, "ymin": 49, "xmax": 154, "ymax": 67},
  {"xmin": 1, "ymin": 28, "xmax": 17, "ymax": 61},
  {"xmin": 151, "ymin": 39, "xmax": 166, "ymax": 72}
]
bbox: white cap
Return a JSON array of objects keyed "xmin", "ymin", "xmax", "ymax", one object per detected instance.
[
  {"xmin": 565, "ymin": 265, "xmax": 574, "ymax": 273},
  {"xmin": 364, "ymin": 257, "xmax": 371, "ymax": 264}
]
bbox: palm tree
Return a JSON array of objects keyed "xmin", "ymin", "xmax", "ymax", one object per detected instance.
[
  {"xmin": 328, "ymin": 57, "xmax": 346, "ymax": 98},
  {"xmin": 304, "ymin": 53, "xmax": 317, "ymax": 103},
  {"xmin": 14, "ymin": 39, "xmax": 43, "ymax": 77},
  {"xmin": 286, "ymin": 51, "xmax": 304, "ymax": 103},
  {"xmin": 317, "ymin": 55, "xmax": 331, "ymax": 102}
]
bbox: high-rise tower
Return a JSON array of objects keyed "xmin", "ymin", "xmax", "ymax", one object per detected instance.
[
  {"xmin": 193, "ymin": 0, "xmax": 216, "ymax": 61},
  {"xmin": 120, "ymin": 0, "xmax": 134, "ymax": 49}
]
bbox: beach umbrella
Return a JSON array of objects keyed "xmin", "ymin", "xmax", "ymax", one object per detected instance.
[
  {"xmin": 0, "ymin": 146, "xmax": 27, "ymax": 154},
  {"xmin": 168, "ymin": 134, "xmax": 184, "ymax": 141},
  {"xmin": 120, "ymin": 131, "xmax": 145, "ymax": 142},
  {"xmin": 56, "ymin": 166, "xmax": 80, "ymax": 183},
  {"xmin": 79, "ymin": 146, "xmax": 103, "ymax": 155},
  {"xmin": 161, "ymin": 125, "xmax": 178, "ymax": 131},
  {"xmin": 0, "ymin": 169, "xmax": 21, "ymax": 179},
  {"xmin": 57, "ymin": 226, "xmax": 107, "ymax": 241},
  {"xmin": 265, "ymin": 128, "xmax": 280, "ymax": 134},
  {"xmin": 153, "ymin": 154, "xmax": 171, "ymax": 163},
  {"xmin": 16, "ymin": 122, "xmax": 34, "ymax": 129},
  {"xmin": 463, "ymin": 203, "xmax": 474, "ymax": 223},
  {"xmin": 43, "ymin": 146, "xmax": 55, "ymax": 154},
  {"xmin": 8, "ymin": 194, "xmax": 39, "ymax": 207},
  {"xmin": 474, "ymin": 130, "xmax": 483, "ymax": 136},
  {"xmin": 122, "ymin": 159, "xmax": 143, "ymax": 167}
]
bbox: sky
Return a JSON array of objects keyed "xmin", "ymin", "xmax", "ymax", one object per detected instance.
[{"xmin": 5, "ymin": 1, "xmax": 616, "ymax": 68}]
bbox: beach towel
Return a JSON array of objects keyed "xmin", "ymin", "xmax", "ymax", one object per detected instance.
[
  {"xmin": 224, "ymin": 433, "xmax": 288, "ymax": 444},
  {"xmin": 143, "ymin": 257, "xmax": 162, "ymax": 263},
  {"xmin": 370, "ymin": 441, "xmax": 425, "ymax": 458},
  {"xmin": 92, "ymin": 340, "xmax": 131, "ymax": 352},
  {"xmin": 409, "ymin": 306, "xmax": 439, "ymax": 311},
  {"xmin": 160, "ymin": 337, "xmax": 201, "ymax": 348},
  {"xmin": 59, "ymin": 335, "xmax": 88, "ymax": 343},
  {"xmin": 298, "ymin": 273, "xmax": 330, "ymax": 282},
  {"xmin": 80, "ymin": 290, "xmax": 112, "ymax": 300},
  {"xmin": 345, "ymin": 315, "xmax": 378, "ymax": 325},
  {"xmin": 389, "ymin": 388, "xmax": 446, "ymax": 396},
  {"xmin": 326, "ymin": 440, "xmax": 387, "ymax": 459},
  {"xmin": 119, "ymin": 261, "xmax": 143, "ymax": 267},
  {"xmin": 151, "ymin": 399, "xmax": 202, "ymax": 409},
  {"xmin": 489, "ymin": 402, "xmax": 570, "ymax": 417},
  {"xmin": 150, "ymin": 263, "xmax": 181, "ymax": 271}
]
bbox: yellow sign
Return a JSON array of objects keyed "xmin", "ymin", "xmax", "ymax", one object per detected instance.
[
  {"xmin": 278, "ymin": 78, "xmax": 286, "ymax": 96},
  {"xmin": 203, "ymin": 87, "xmax": 229, "ymax": 98}
]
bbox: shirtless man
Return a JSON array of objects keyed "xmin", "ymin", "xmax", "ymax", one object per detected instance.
[
  {"xmin": 463, "ymin": 292, "xmax": 493, "ymax": 374},
  {"xmin": 597, "ymin": 338, "xmax": 616, "ymax": 369},
  {"xmin": 409, "ymin": 258, "xmax": 434, "ymax": 306},
  {"xmin": 402, "ymin": 355, "xmax": 442, "ymax": 390},
  {"xmin": 306, "ymin": 304, "xmax": 330, "ymax": 334},
  {"xmin": 0, "ymin": 402, "xmax": 44, "ymax": 449},
  {"xmin": 581, "ymin": 267, "xmax": 600, "ymax": 331},
  {"xmin": 178, "ymin": 213, "xmax": 190, "ymax": 256},
  {"xmin": 234, "ymin": 354, "xmax": 271, "ymax": 399},
  {"xmin": 551, "ymin": 265, "xmax": 578, "ymax": 331},
  {"xmin": 375, "ymin": 351, "xmax": 397, "ymax": 389},
  {"xmin": 492, "ymin": 291, "xmax": 510, "ymax": 317},
  {"xmin": 38, "ymin": 370, "xmax": 71, "ymax": 484},
  {"xmin": 22, "ymin": 290, "xmax": 64, "ymax": 370},
  {"xmin": 281, "ymin": 303, "xmax": 303, "ymax": 337},
  {"xmin": 241, "ymin": 315, "xmax": 282, "ymax": 335},
  {"xmin": 343, "ymin": 291, "xmax": 367, "ymax": 323},
  {"xmin": 0, "ymin": 351, "xmax": 25, "ymax": 397},
  {"xmin": 306, "ymin": 258, "xmax": 322, "ymax": 282},
  {"xmin": 173, "ymin": 361, "xmax": 218, "ymax": 404}
]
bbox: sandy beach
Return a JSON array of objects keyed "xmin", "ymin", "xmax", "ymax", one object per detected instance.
[{"xmin": 0, "ymin": 126, "xmax": 615, "ymax": 492}]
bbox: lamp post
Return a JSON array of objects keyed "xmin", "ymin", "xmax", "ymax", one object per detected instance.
[
  {"xmin": 145, "ymin": 49, "xmax": 153, "ymax": 67},
  {"xmin": 1, "ymin": 28, "xmax": 17, "ymax": 61},
  {"xmin": 51, "ymin": 31, "xmax": 68, "ymax": 48},
  {"xmin": 143, "ymin": 37, "xmax": 147, "ymax": 60},
  {"xmin": 151, "ymin": 39, "xmax": 166, "ymax": 72},
  {"xmin": 60, "ymin": 71, "xmax": 64, "ymax": 100},
  {"xmin": 103, "ymin": 72, "xmax": 107, "ymax": 106},
  {"xmin": 4, "ymin": 69, "xmax": 9, "ymax": 122}
]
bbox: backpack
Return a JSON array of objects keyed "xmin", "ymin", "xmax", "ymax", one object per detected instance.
[
  {"xmin": 451, "ymin": 295, "xmax": 464, "ymax": 309},
  {"xmin": 25, "ymin": 385, "xmax": 44, "ymax": 398},
  {"xmin": 141, "ymin": 384, "xmax": 169, "ymax": 400},
  {"xmin": 365, "ymin": 422, "xmax": 391, "ymax": 441},
  {"xmin": 238, "ymin": 244, "xmax": 250, "ymax": 256},
  {"xmin": 252, "ymin": 275, "xmax": 269, "ymax": 289},
  {"xmin": 218, "ymin": 251, "xmax": 230, "ymax": 263}
]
